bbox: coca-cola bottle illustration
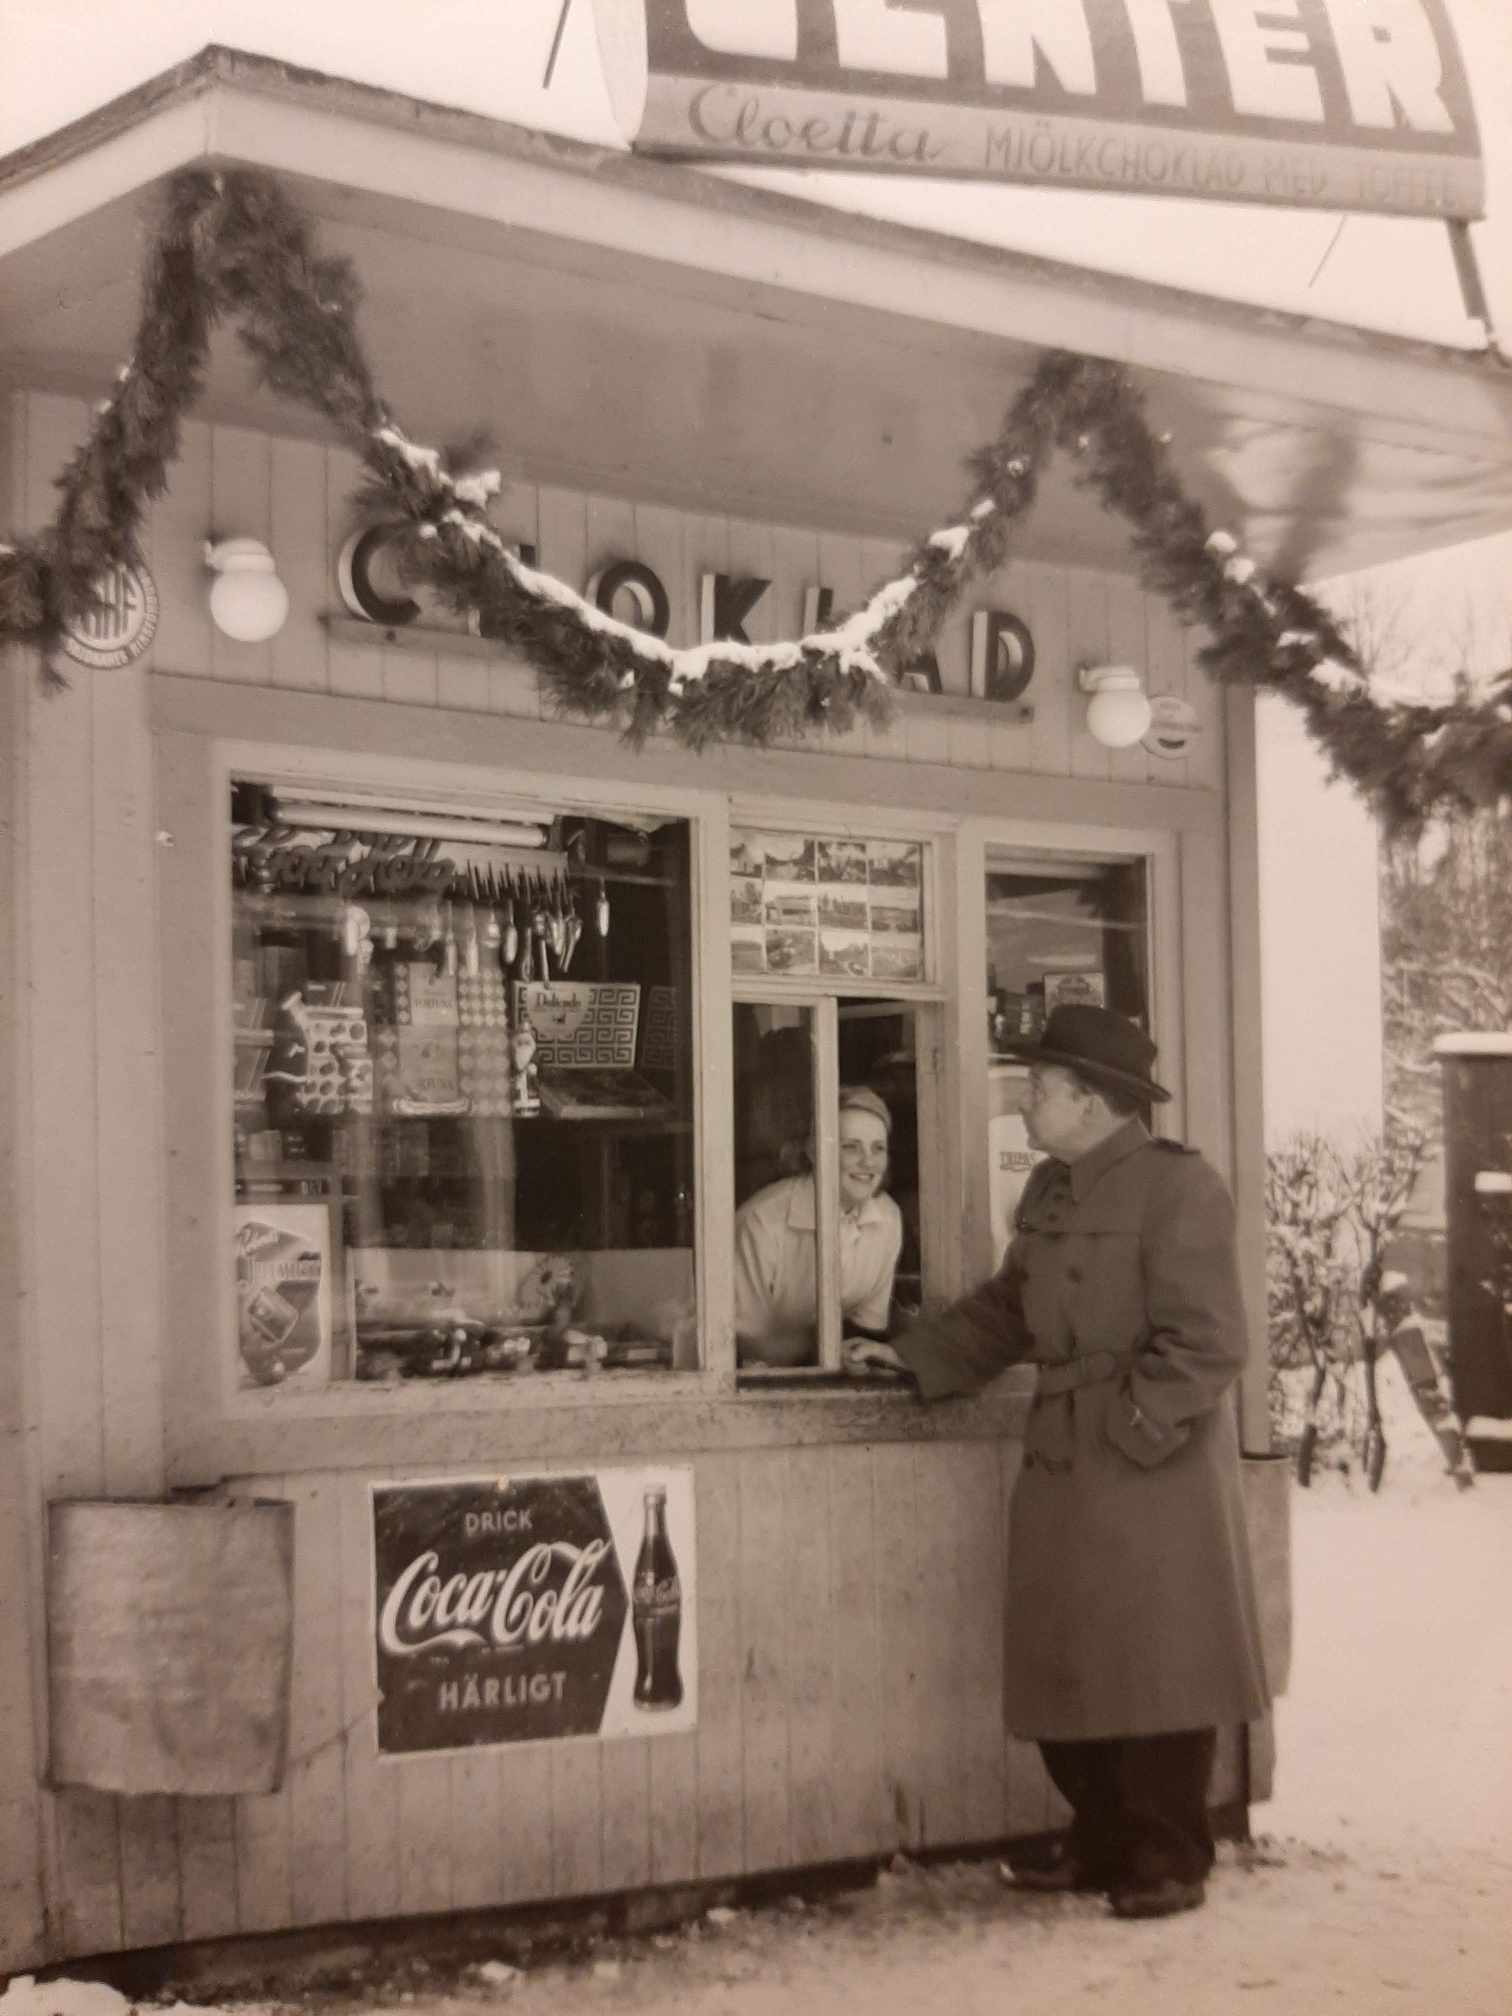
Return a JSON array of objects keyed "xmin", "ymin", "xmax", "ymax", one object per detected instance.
[{"xmin": 632, "ymin": 1485, "xmax": 683, "ymax": 1710}]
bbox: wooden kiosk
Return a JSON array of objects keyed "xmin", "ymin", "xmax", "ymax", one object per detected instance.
[{"xmin": 4, "ymin": 46, "xmax": 1512, "ymax": 1973}]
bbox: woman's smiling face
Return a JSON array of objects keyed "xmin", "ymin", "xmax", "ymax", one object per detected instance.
[{"xmin": 837, "ymin": 1108, "xmax": 889, "ymax": 1210}]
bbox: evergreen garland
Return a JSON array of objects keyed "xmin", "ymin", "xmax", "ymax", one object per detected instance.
[{"xmin": 1, "ymin": 165, "xmax": 1506, "ymax": 833}]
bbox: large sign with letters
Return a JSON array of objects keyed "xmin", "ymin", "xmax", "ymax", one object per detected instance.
[{"xmin": 593, "ymin": 0, "xmax": 1482, "ymax": 220}]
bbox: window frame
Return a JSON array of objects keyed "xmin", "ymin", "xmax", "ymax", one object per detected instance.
[
  {"xmin": 159, "ymin": 729, "xmax": 735, "ymax": 1463},
  {"xmin": 160, "ymin": 701, "xmax": 1186, "ymax": 1474},
  {"xmin": 954, "ymin": 817, "xmax": 1181, "ymax": 1286}
]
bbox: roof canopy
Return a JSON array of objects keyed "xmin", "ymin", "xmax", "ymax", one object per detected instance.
[{"xmin": 2, "ymin": 46, "xmax": 1510, "ymax": 581}]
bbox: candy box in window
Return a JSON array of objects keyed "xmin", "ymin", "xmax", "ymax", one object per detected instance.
[
  {"xmin": 370, "ymin": 1026, "xmax": 464, "ymax": 1114},
  {"xmin": 515, "ymin": 981, "xmax": 640, "ymax": 1067},
  {"xmin": 263, "ymin": 990, "xmax": 371, "ymax": 1116},
  {"xmin": 1042, "ymin": 970, "xmax": 1106, "ymax": 1011},
  {"xmin": 233, "ymin": 1212, "xmax": 331, "ymax": 1389}
]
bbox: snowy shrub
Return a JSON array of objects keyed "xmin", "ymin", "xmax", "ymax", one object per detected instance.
[{"xmin": 1265, "ymin": 1126, "xmax": 1429, "ymax": 1470}]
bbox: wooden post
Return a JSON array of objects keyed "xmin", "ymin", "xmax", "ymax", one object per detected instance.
[{"xmin": 0, "ymin": 391, "xmax": 48, "ymax": 1972}]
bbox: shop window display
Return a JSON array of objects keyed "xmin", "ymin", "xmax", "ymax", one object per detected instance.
[{"xmin": 230, "ymin": 781, "xmax": 696, "ymax": 1389}]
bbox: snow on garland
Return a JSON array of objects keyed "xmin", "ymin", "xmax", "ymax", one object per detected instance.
[{"xmin": 0, "ymin": 165, "xmax": 1508, "ymax": 830}]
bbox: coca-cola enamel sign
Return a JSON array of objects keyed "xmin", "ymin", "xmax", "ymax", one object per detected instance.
[{"xmin": 372, "ymin": 1468, "xmax": 697, "ymax": 1754}]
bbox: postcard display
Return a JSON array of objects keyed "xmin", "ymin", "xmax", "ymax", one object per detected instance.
[
  {"xmin": 230, "ymin": 789, "xmax": 696, "ymax": 1393},
  {"xmin": 729, "ymin": 829, "xmax": 925, "ymax": 982}
]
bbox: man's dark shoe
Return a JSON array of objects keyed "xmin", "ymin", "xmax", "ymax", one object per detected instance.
[
  {"xmin": 1108, "ymin": 1876, "xmax": 1206, "ymax": 1919},
  {"xmin": 1004, "ymin": 1848, "xmax": 1110, "ymax": 1895}
]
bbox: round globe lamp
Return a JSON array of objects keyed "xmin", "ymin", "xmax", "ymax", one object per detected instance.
[
  {"xmin": 1078, "ymin": 664, "xmax": 1152, "ymax": 750},
  {"xmin": 205, "ymin": 538, "xmax": 289, "ymax": 644}
]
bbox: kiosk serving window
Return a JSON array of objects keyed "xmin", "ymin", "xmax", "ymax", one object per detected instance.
[
  {"xmin": 229, "ymin": 780, "xmax": 697, "ymax": 1389},
  {"xmin": 728, "ymin": 824, "xmax": 938, "ymax": 1378}
]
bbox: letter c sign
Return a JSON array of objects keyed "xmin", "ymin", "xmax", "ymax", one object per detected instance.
[{"xmin": 337, "ymin": 525, "xmax": 421, "ymax": 627}]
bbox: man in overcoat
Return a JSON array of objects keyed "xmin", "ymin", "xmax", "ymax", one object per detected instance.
[{"xmin": 846, "ymin": 1004, "xmax": 1269, "ymax": 1919}]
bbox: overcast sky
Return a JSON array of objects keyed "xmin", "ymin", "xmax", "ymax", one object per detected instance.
[{"xmin": 2, "ymin": 0, "xmax": 1509, "ymax": 350}]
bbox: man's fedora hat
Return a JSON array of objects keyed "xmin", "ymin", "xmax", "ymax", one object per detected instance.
[{"xmin": 1007, "ymin": 1003, "xmax": 1172, "ymax": 1103}]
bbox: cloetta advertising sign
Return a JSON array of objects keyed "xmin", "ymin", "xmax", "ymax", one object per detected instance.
[{"xmin": 593, "ymin": 0, "xmax": 1482, "ymax": 219}]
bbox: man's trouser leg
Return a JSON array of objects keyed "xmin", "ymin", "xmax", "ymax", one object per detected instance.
[
  {"xmin": 1115, "ymin": 1728, "xmax": 1218, "ymax": 1886},
  {"xmin": 1040, "ymin": 1729, "xmax": 1217, "ymax": 1889},
  {"xmin": 1038, "ymin": 1737, "xmax": 1123, "ymax": 1882}
]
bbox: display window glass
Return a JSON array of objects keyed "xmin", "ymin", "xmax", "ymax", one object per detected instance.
[
  {"xmin": 229, "ymin": 779, "xmax": 697, "ymax": 1390},
  {"xmin": 983, "ymin": 848, "xmax": 1151, "ymax": 1248}
]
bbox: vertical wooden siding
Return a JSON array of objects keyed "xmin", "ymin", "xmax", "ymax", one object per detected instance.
[
  {"xmin": 0, "ymin": 395, "xmax": 48, "ymax": 1971},
  {"xmin": 2, "ymin": 394, "xmax": 1234, "ymax": 1969},
  {"xmin": 127, "ymin": 415, "xmax": 1222, "ymax": 787},
  {"xmin": 224, "ymin": 1444, "xmax": 1057, "ymax": 1939}
]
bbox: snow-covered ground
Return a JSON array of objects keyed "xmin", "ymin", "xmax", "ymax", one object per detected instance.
[
  {"xmin": 4, "ymin": 1353, "xmax": 1508, "ymax": 2016},
  {"xmin": 1267, "ymin": 1355, "xmax": 1512, "ymax": 1861}
]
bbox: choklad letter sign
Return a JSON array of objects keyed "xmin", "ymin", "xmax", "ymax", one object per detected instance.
[{"xmin": 592, "ymin": 0, "xmax": 1483, "ymax": 219}]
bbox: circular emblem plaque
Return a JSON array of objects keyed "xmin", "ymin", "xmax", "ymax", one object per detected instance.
[
  {"xmin": 1141, "ymin": 694, "xmax": 1202, "ymax": 760},
  {"xmin": 61, "ymin": 563, "xmax": 160, "ymax": 669}
]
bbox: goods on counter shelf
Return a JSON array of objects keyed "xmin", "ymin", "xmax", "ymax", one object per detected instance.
[{"xmin": 353, "ymin": 1321, "xmax": 672, "ymax": 1381}]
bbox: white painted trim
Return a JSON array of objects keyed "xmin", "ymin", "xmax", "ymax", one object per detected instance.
[
  {"xmin": 151, "ymin": 674, "xmax": 1226, "ymax": 836},
  {"xmin": 0, "ymin": 96, "xmax": 212, "ymax": 257},
  {"xmin": 694, "ymin": 792, "xmax": 735, "ymax": 1387},
  {"xmin": 1223, "ymin": 685, "xmax": 1271, "ymax": 1450},
  {"xmin": 951, "ymin": 822, "xmax": 994, "ymax": 1287},
  {"xmin": 726, "ymin": 790, "xmax": 959, "ymax": 837},
  {"xmin": 813, "ymin": 998, "xmax": 842, "ymax": 1372},
  {"xmin": 219, "ymin": 737, "xmax": 726, "ymax": 830}
]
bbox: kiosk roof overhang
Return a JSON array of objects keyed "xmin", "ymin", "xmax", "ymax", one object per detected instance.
[{"xmin": 3, "ymin": 44, "xmax": 1510, "ymax": 580}]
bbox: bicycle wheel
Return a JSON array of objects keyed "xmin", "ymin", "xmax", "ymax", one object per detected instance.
[
  {"xmin": 1365, "ymin": 1424, "xmax": 1386, "ymax": 1493},
  {"xmin": 1297, "ymin": 1422, "xmax": 1318, "ymax": 1488}
]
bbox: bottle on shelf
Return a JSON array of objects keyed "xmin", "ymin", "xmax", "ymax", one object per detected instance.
[{"xmin": 510, "ymin": 1006, "xmax": 540, "ymax": 1116}]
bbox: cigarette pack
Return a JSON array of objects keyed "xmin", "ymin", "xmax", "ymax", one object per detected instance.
[
  {"xmin": 1042, "ymin": 971, "xmax": 1106, "ymax": 1011},
  {"xmin": 538, "ymin": 1066, "xmax": 670, "ymax": 1119}
]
